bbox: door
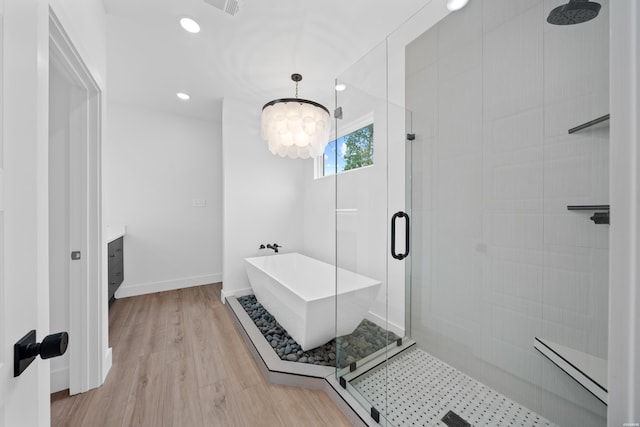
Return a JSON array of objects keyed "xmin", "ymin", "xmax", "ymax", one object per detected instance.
[
  {"xmin": 1, "ymin": 0, "xmax": 52, "ymax": 425},
  {"xmin": 333, "ymin": 39, "xmax": 411, "ymax": 425}
]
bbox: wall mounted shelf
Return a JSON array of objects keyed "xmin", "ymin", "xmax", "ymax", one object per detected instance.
[
  {"xmin": 568, "ymin": 114, "xmax": 610, "ymax": 134},
  {"xmin": 567, "ymin": 205, "xmax": 610, "ymax": 224},
  {"xmin": 534, "ymin": 337, "xmax": 607, "ymax": 405}
]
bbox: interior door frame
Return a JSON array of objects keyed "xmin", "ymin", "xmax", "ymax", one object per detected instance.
[{"xmin": 49, "ymin": 8, "xmax": 106, "ymax": 395}]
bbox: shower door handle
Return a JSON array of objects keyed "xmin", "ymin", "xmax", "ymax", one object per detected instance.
[{"xmin": 391, "ymin": 211, "xmax": 410, "ymax": 260}]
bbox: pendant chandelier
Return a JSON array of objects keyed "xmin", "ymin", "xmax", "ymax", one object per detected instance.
[{"xmin": 261, "ymin": 73, "xmax": 331, "ymax": 159}]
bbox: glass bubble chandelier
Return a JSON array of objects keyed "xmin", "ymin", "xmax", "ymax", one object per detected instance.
[{"xmin": 261, "ymin": 73, "xmax": 331, "ymax": 159}]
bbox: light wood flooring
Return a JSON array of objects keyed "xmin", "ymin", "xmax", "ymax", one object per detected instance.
[{"xmin": 51, "ymin": 283, "xmax": 352, "ymax": 427}]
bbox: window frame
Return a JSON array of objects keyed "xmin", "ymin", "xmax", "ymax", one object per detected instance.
[{"xmin": 314, "ymin": 112, "xmax": 374, "ymax": 179}]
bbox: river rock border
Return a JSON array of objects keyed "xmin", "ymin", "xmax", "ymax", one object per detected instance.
[{"xmin": 238, "ymin": 295, "xmax": 398, "ymax": 368}]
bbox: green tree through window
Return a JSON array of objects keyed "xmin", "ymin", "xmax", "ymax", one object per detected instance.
[
  {"xmin": 343, "ymin": 124, "xmax": 374, "ymax": 171},
  {"xmin": 322, "ymin": 123, "xmax": 374, "ymax": 177}
]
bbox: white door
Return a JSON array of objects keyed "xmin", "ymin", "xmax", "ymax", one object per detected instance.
[{"xmin": 1, "ymin": 0, "xmax": 52, "ymax": 426}]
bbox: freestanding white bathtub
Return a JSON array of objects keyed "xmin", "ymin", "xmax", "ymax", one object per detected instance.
[{"xmin": 244, "ymin": 253, "xmax": 381, "ymax": 351}]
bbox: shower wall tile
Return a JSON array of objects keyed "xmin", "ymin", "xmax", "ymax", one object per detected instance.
[
  {"xmin": 409, "ymin": 210, "xmax": 433, "ymax": 332},
  {"xmin": 490, "ymin": 254, "xmax": 543, "ymax": 308},
  {"xmin": 478, "ymin": 359, "xmax": 545, "ymax": 415},
  {"xmin": 588, "ymin": 247, "xmax": 608, "ymax": 358},
  {"xmin": 432, "ymin": 0, "xmax": 483, "ymax": 352},
  {"xmin": 406, "ymin": 63, "xmax": 438, "ymax": 141},
  {"xmin": 438, "ymin": 67, "xmax": 482, "ymax": 156},
  {"xmin": 540, "ymin": 359, "xmax": 607, "ymax": 427},
  {"xmin": 544, "ymin": 141, "xmax": 591, "ymax": 200},
  {"xmin": 438, "ymin": 40, "xmax": 482, "ymax": 83},
  {"xmin": 482, "ymin": 0, "xmax": 543, "ymax": 34},
  {"xmin": 541, "ymin": 305, "xmax": 589, "ymax": 353},
  {"xmin": 491, "ymin": 213, "xmax": 543, "ymax": 250},
  {"xmin": 483, "ymin": 2, "xmax": 544, "ymax": 121},
  {"xmin": 543, "ymin": 214, "xmax": 591, "ymax": 248},
  {"xmin": 438, "ymin": 0, "xmax": 482, "ymax": 57},
  {"xmin": 486, "ymin": 327, "xmax": 542, "ymax": 385},
  {"xmin": 590, "ymin": 137, "xmax": 610, "ymax": 205},
  {"xmin": 542, "ymin": 265, "xmax": 589, "ymax": 314},
  {"xmin": 488, "ymin": 107, "xmax": 543, "ymax": 154},
  {"xmin": 491, "ymin": 158, "xmax": 543, "ymax": 206},
  {"xmin": 405, "ymin": 25, "xmax": 438, "ymax": 76},
  {"xmin": 411, "ymin": 137, "xmax": 435, "ymax": 214},
  {"xmin": 492, "ymin": 305, "xmax": 542, "ymax": 350}
]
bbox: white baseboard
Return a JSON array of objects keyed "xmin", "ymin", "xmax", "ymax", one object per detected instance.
[
  {"xmin": 102, "ymin": 347, "xmax": 112, "ymax": 383},
  {"xmin": 220, "ymin": 286, "xmax": 253, "ymax": 303},
  {"xmin": 114, "ymin": 273, "xmax": 222, "ymax": 298},
  {"xmin": 366, "ymin": 310, "xmax": 405, "ymax": 338},
  {"xmin": 51, "ymin": 366, "xmax": 69, "ymax": 394}
]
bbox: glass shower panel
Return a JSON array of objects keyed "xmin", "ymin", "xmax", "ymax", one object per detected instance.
[
  {"xmin": 404, "ymin": 0, "xmax": 609, "ymax": 426},
  {"xmin": 334, "ymin": 39, "xmax": 394, "ymax": 424}
]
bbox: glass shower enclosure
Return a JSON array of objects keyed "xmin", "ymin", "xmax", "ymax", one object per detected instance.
[
  {"xmin": 333, "ymin": 1, "xmax": 610, "ymax": 426},
  {"xmin": 333, "ymin": 37, "xmax": 414, "ymax": 425}
]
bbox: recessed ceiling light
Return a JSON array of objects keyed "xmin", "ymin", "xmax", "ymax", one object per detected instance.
[
  {"xmin": 177, "ymin": 92, "xmax": 190, "ymax": 100},
  {"xmin": 180, "ymin": 17, "xmax": 200, "ymax": 33},
  {"xmin": 447, "ymin": 0, "xmax": 469, "ymax": 11},
  {"xmin": 335, "ymin": 83, "xmax": 347, "ymax": 92}
]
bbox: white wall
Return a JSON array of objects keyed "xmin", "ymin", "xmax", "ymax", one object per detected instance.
[
  {"xmin": 608, "ymin": 1, "xmax": 640, "ymax": 423},
  {"xmin": 221, "ymin": 97, "xmax": 306, "ymax": 299},
  {"xmin": 300, "ymin": 173, "xmax": 335, "ymax": 265},
  {"xmin": 105, "ymin": 102, "xmax": 223, "ymax": 297}
]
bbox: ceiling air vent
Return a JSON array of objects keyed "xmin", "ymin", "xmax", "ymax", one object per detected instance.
[{"xmin": 204, "ymin": 0, "xmax": 240, "ymax": 16}]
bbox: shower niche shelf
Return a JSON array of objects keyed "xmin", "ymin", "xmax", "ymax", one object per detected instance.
[
  {"xmin": 567, "ymin": 205, "xmax": 610, "ymax": 224},
  {"xmin": 568, "ymin": 114, "xmax": 610, "ymax": 134},
  {"xmin": 534, "ymin": 337, "xmax": 607, "ymax": 405}
]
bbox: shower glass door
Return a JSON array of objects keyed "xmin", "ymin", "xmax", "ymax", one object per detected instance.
[{"xmin": 333, "ymin": 39, "xmax": 398, "ymax": 423}]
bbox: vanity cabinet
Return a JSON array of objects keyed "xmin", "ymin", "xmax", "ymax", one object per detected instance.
[{"xmin": 108, "ymin": 236, "xmax": 124, "ymax": 304}]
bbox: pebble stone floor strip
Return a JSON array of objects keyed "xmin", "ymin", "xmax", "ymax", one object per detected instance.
[{"xmin": 351, "ymin": 347, "xmax": 556, "ymax": 427}]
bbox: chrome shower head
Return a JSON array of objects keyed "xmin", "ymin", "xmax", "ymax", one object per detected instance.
[{"xmin": 547, "ymin": 0, "xmax": 601, "ymax": 25}]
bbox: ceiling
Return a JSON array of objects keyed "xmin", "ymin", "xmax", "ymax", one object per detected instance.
[{"xmin": 103, "ymin": 0, "xmax": 434, "ymax": 120}]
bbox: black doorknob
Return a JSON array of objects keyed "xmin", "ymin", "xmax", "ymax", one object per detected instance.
[
  {"xmin": 27, "ymin": 332, "xmax": 68, "ymax": 359},
  {"xmin": 14, "ymin": 330, "xmax": 69, "ymax": 377}
]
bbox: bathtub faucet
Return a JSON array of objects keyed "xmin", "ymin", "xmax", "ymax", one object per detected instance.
[{"xmin": 266, "ymin": 243, "xmax": 281, "ymax": 253}]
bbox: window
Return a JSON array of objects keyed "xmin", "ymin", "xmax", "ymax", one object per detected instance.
[{"xmin": 321, "ymin": 122, "xmax": 374, "ymax": 177}]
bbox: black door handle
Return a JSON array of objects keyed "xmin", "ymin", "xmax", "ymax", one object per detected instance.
[
  {"xmin": 14, "ymin": 330, "xmax": 69, "ymax": 377},
  {"xmin": 391, "ymin": 211, "xmax": 410, "ymax": 260}
]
